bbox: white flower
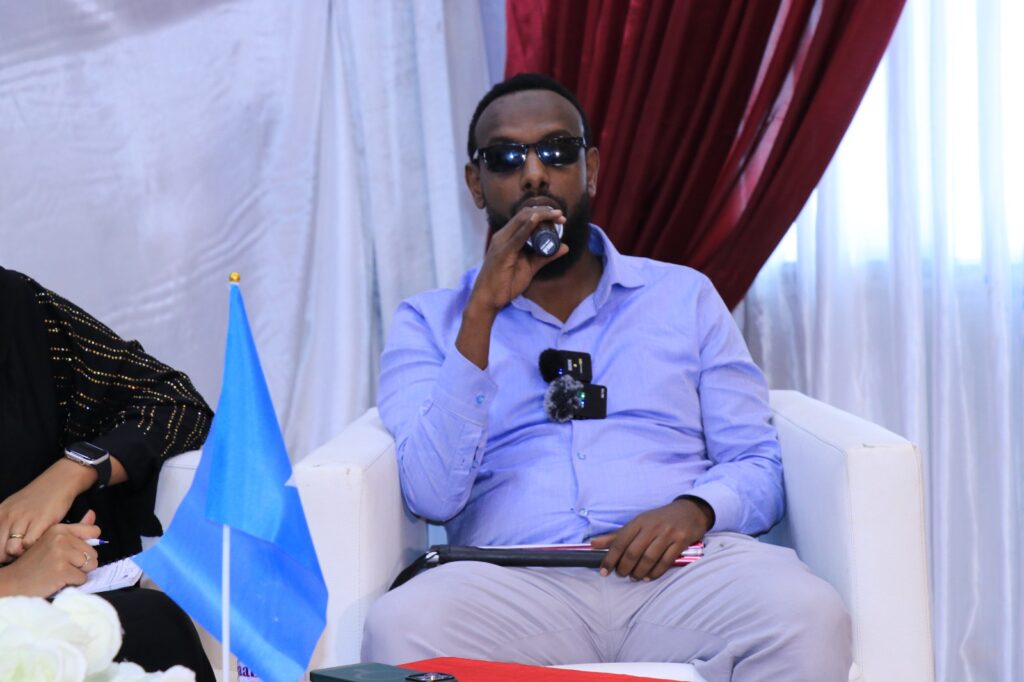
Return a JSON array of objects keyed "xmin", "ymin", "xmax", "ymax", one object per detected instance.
[
  {"xmin": 87, "ymin": 662, "xmax": 149, "ymax": 682},
  {"xmin": 0, "ymin": 628, "xmax": 88, "ymax": 682},
  {"xmin": 153, "ymin": 666, "xmax": 197, "ymax": 682},
  {"xmin": 52, "ymin": 589, "xmax": 124, "ymax": 675},
  {"xmin": 87, "ymin": 662, "xmax": 196, "ymax": 682},
  {"xmin": 0, "ymin": 595, "xmax": 86, "ymax": 645},
  {"xmin": 0, "ymin": 590, "xmax": 195, "ymax": 682}
]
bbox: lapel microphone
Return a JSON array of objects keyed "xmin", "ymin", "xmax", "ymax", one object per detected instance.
[{"xmin": 538, "ymin": 349, "xmax": 607, "ymax": 421}]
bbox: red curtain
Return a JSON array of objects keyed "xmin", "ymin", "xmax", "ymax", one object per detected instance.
[{"xmin": 506, "ymin": 0, "xmax": 905, "ymax": 308}]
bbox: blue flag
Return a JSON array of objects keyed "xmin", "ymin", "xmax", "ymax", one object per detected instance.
[{"xmin": 136, "ymin": 284, "xmax": 328, "ymax": 682}]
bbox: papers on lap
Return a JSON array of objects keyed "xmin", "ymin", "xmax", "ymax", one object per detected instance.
[{"xmin": 74, "ymin": 557, "xmax": 143, "ymax": 594}]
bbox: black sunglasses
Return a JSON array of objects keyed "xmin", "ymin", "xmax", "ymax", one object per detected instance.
[{"xmin": 473, "ymin": 136, "xmax": 586, "ymax": 173}]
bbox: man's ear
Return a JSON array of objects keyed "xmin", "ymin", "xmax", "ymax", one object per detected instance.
[
  {"xmin": 465, "ymin": 162, "xmax": 486, "ymax": 208},
  {"xmin": 585, "ymin": 147, "xmax": 600, "ymax": 198}
]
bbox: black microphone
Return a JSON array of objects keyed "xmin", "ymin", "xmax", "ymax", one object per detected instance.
[
  {"xmin": 543, "ymin": 375, "xmax": 608, "ymax": 422},
  {"xmin": 544, "ymin": 375, "xmax": 584, "ymax": 422},
  {"xmin": 526, "ymin": 222, "xmax": 561, "ymax": 257}
]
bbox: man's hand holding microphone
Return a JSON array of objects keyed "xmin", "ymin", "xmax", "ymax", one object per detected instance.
[{"xmin": 456, "ymin": 206, "xmax": 568, "ymax": 370}]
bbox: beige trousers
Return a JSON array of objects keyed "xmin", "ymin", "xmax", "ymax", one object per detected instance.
[{"xmin": 363, "ymin": 532, "xmax": 852, "ymax": 682}]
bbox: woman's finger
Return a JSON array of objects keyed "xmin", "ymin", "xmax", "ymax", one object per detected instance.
[
  {"xmin": 66, "ymin": 521, "xmax": 101, "ymax": 541},
  {"xmin": 4, "ymin": 534, "xmax": 26, "ymax": 558},
  {"xmin": 23, "ymin": 517, "xmax": 47, "ymax": 548}
]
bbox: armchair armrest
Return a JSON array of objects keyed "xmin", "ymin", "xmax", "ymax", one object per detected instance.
[
  {"xmin": 766, "ymin": 390, "xmax": 934, "ymax": 682},
  {"xmin": 295, "ymin": 407, "xmax": 427, "ymax": 665}
]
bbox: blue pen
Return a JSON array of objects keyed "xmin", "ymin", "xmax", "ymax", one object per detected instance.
[{"xmin": 85, "ymin": 538, "xmax": 109, "ymax": 547}]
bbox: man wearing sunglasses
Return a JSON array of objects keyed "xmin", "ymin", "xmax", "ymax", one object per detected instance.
[{"xmin": 365, "ymin": 73, "xmax": 851, "ymax": 681}]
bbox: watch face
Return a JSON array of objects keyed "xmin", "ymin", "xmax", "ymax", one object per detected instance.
[{"xmin": 67, "ymin": 441, "xmax": 108, "ymax": 462}]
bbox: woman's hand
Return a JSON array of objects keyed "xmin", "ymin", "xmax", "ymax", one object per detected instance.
[
  {"xmin": 0, "ymin": 458, "xmax": 97, "ymax": 562},
  {"xmin": 0, "ymin": 510, "xmax": 100, "ymax": 598}
]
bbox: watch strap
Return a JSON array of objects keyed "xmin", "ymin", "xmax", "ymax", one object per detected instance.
[{"xmin": 91, "ymin": 454, "xmax": 112, "ymax": 490}]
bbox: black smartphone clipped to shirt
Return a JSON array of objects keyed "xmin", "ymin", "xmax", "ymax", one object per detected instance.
[{"xmin": 574, "ymin": 383, "xmax": 607, "ymax": 419}]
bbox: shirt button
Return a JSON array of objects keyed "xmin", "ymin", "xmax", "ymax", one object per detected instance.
[
  {"xmin": 579, "ymin": 508, "xmax": 589, "ymax": 517},
  {"xmin": 475, "ymin": 394, "xmax": 485, "ymax": 405},
  {"xmin": 576, "ymin": 452, "xmax": 586, "ymax": 460}
]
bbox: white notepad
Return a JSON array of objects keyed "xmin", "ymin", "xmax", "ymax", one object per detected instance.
[{"xmin": 74, "ymin": 557, "xmax": 143, "ymax": 594}]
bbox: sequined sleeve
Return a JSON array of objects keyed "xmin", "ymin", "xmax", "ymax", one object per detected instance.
[{"xmin": 27, "ymin": 276, "xmax": 213, "ymax": 488}]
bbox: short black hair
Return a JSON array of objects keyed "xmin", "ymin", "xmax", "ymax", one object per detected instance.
[{"xmin": 467, "ymin": 72, "xmax": 592, "ymax": 160}]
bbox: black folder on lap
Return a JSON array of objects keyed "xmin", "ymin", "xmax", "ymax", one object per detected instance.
[
  {"xmin": 389, "ymin": 543, "xmax": 704, "ymax": 590},
  {"xmin": 434, "ymin": 545, "xmax": 611, "ymax": 567}
]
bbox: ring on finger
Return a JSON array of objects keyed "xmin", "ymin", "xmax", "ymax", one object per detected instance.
[{"xmin": 8, "ymin": 532, "xmax": 25, "ymax": 540}]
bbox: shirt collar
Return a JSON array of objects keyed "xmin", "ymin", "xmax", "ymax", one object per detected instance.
[
  {"xmin": 589, "ymin": 224, "xmax": 646, "ymax": 295},
  {"xmin": 504, "ymin": 225, "xmax": 647, "ymax": 324}
]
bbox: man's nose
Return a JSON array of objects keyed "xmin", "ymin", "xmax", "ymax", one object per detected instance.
[{"xmin": 519, "ymin": 147, "xmax": 549, "ymax": 192}]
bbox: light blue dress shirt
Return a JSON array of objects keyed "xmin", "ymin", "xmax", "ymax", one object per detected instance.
[{"xmin": 378, "ymin": 226, "xmax": 783, "ymax": 546}]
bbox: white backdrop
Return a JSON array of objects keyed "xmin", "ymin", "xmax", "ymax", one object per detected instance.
[
  {"xmin": 0, "ymin": 0, "xmax": 502, "ymax": 460},
  {"xmin": 738, "ymin": 0, "xmax": 1023, "ymax": 678}
]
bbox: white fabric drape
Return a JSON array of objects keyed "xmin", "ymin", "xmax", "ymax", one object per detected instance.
[
  {"xmin": 0, "ymin": 0, "xmax": 501, "ymax": 460},
  {"xmin": 738, "ymin": 0, "xmax": 1023, "ymax": 679}
]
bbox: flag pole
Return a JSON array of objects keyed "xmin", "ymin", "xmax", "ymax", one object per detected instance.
[
  {"xmin": 223, "ymin": 272, "xmax": 240, "ymax": 682},
  {"xmin": 222, "ymin": 524, "xmax": 231, "ymax": 682}
]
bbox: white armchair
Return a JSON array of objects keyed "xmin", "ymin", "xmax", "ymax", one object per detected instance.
[{"xmin": 152, "ymin": 390, "xmax": 934, "ymax": 681}]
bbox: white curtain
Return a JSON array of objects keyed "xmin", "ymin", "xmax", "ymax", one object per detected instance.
[
  {"xmin": 0, "ymin": 0, "xmax": 502, "ymax": 460},
  {"xmin": 738, "ymin": 0, "xmax": 1024, "ymax": 679}
]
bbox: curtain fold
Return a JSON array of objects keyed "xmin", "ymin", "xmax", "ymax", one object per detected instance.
[{"xmin": 506, "ymin": 0, "xmax": 904, "ymax": 308}]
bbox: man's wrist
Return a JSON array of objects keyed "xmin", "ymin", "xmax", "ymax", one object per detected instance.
[
  {"xmin": 675, "ymin": 494, "xmax": 715, "ymax": 534},
  {"xmin": 463, "ymin": 297, "xmax": 500, "ymax": 325},
  {"xmin": 457, "ymin": 299, "xmax": 499, "ymax": 370}
]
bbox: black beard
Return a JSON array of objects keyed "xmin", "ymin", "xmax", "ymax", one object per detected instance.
[{"xmin": 487, "ymin": 193, "xmax": 592, "ymax": 281}]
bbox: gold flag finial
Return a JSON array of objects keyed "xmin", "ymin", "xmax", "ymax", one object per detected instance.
[{"xmin": 229, "ymin": 272, "xmax": 241, "ymax": 283}]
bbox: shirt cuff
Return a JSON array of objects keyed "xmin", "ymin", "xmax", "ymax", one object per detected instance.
[
  {"xmin": 683, "ymin": 480, "xmax": 744, "ymax": 534},
  {"xmin": 429, "ymin": 345, "xmax": 498, "ymax": 424},
  {"xmin": 90, "ymin": 423, "xmax": 161, "ymax": 491}
]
